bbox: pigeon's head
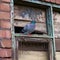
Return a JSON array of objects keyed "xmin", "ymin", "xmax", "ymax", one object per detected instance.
[{"xmin": 31, "ymin": 20, "xmax": 36, "ymax": 24}]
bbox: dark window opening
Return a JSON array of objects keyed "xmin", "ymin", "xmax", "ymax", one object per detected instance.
[
  {"xmin": 19, "ymin": 41, "xmax": 48, "ymax": 51},
  {"xmin": 15, "ymin": 26, "xmax": 45, "ymax": 35}
]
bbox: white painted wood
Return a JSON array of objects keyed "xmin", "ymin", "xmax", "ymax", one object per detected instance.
[
  {"xmin": 18, "ymin": 50, "xmax": 48, "ymax": 60},
  {"xmin": 56, "ymin": 52, "xmax": 60, "ymax": 60}
]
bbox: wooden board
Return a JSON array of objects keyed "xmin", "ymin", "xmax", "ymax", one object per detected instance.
[
  {"xmin": 14, "ymin": 5, "xmax": 46, "ymax": 23},
  {"xmin": 18, "ymin": 43, "xmax": 60, "ymax": 60},
  {"xmin": 56, "ymin": 52, "xmax": 60, "ymax": 60},
  {"xmin": 53, "ymin": 12, "xmax": 60, "ymax": 38},
  {"xmin": 18, "ymin": 42, "xmax": 48, "ymax": 60},
  {"xmin": 18, "ymin": 51, "xmax": 48, "ymax": 60},
  {"xmin": 14, "ymin": 5, "xmax": 47, "ymax": 34},
  {"xmin": 14, "ymin": 20, "xmax": 46, "ymax": 33},
  {"xmin": 55, "ymin": 39, "xmax": 60, "ymax": 51},
  {"xmin": 14, "ymin": 5, "xmax": 60, "ymax": 38}
]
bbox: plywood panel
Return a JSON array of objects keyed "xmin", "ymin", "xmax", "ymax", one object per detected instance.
[
  {"xmin": 14, "ymin": 5, "xmax": 46, "ymax": 23},
  {"xmin": 18, "ymin": 42, "xmax": 48, "ymax": 60},
  {"xmin": 18, "ymin": 51, "xmax": 48, "ymax": 60},
  {"xmin": 55, "ymin": 39, "xmax": 60, "ymax": 51},
  {"xmin": 56, "ymin": 52, "xmax": 60, "ymax": 60},
  {"xmin": 53, "ymin": 12, "xmax": 60, "ymax": 24},
  {"xmin": 53, "ymin": 12, "xmax": 60, "ymax": 38},
  {"xmin": 14, "ymin": 20, "xmax": 46, "ymax": 33},
  {"xmin": 14, "ymin": 5, "xmax": 47, "ymax": 33}
]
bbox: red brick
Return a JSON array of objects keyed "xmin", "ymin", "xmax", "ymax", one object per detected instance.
[
  {"xmin": 0, "ymin": 3, "xmax": 10, "ymax": 11},
  {"xmin": 51, "ymin": 0, "xmax": 55, "ymax": 3},
  {"xmin": 56, "ymin": 0, "xmax": 60, "ymax": 4},
  {"xmin": 0, "ymin": 20, "xmax": 11, "ymax": 29},
  {"xmin": 45, "ymin": 0, "xmax": 51, "ymax": 2},
  {"xmin": 1, "ymin": 40, "xmax": 12, "ymax": 48},
  {"xmin": 0, "ymin": 30, "xmax": 11, "ymax": 38},
  {"xmin": 2, "ymin": 0, "xmax": 10, "ymax": 3},
  {"xmin": 0, "ymin": 49, "xmax": 12, "ymax": 57},
  {"xmin": 2, "ymin": 58, "xmax": 12, "ymax": 60},
  {"xmin": 0, "ymin": 12, "xmax": 10, "ymax": 19}
]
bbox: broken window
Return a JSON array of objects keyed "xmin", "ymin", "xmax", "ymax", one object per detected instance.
[
  {"xmin": 13, "ymin": 0, "xmax": 55, "ymax": 60},
  {"xmin": 14, "ymin": 5, "xmax": 47, "ymax": 35}
]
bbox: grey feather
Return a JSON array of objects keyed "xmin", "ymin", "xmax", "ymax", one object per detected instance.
[{"xmin": 22, "ymin": 21, "xmax": 36, "ymax": 35}]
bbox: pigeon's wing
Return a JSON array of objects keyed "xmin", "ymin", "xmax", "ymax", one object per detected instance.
[
  {"xmin": 22, "ymin": 24, "xmax": 28, "ymax": 33},
  {"xmin": 22, "ymin": 23, "xmax": 35, "ymax": 34}
]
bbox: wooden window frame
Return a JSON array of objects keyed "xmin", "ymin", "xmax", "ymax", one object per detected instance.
[{"xmin": 10, "ymin": 0, "xmax": 60, "ymax": 60}]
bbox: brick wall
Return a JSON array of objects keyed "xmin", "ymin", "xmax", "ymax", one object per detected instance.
[
  {"xmin": 44, "ymin": 0, "xmax": 60, "ymax": 4},
  {"xmin": 0, "ymin": 0, "xmax": 60, "ymax": 60},
  {"xmin": 0, "ymin": 0, "xmax": 12, "ymax": 60}
]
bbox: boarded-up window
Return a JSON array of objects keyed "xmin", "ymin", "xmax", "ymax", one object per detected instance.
[
  {"xmin": 14, "ymin": 5, "xmax": 47, "ymax": 34},
  {"xmin": 53, "ymin": 11, "xmax": 60, "ymax": 38},
  {"xmin": 18, "ymin": 42, "xmax": 48, "ymax": 60}
]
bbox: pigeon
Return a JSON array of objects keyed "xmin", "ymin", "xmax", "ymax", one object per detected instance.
[{"xmin": 22, "ymin": 20, "xmax": 36, "ymax": 35}]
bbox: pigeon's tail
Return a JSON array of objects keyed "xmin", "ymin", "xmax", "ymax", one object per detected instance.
[
  {"xmin": 21, "ymin": 29, "xmax": 24, "ymax": 33},
  {"xmin": 22, "ymin": 29, "xmax": 29, "ymax": 35},
  {"xmin": 22, "ymin": 29, "xmax": 28, "ymax": 34}
]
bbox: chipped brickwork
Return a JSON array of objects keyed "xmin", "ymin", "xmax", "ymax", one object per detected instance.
[
  {"xmin": 0, "ymin": 39, "xmax": 12, "ymax": 48},
  {"xmin": 44, "ymin": 0, "xmax": 60, "ymax": 4},
  {"xmin": 0, "ymin": 0, "xmax": 12, "ymax": 60},
  {"xmin": 24, "ymin": 0, "xmax": 60, "ymax": 4},
  {"xmin": 0, "ymin": 3, "xmax": 11, "ymax": 12},
  {"xmin": 0, "ymin": 12, "xmax": 10, "ymax": 19},
  {"xmin": 2, "ymin": 0, "xmax": 11, "ymax": 3},
  {"xmin": 0, "ymin": 0, "xmax": 60, "ymax": 60}
]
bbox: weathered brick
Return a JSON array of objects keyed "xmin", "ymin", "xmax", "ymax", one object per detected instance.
[
  {"xmin": 0, "ymin": 3, "xmax": 10, "ymax": 11},
  {"xmin": 0, "ymin": 12, "xmax": 10, "ymax": 19},
  {"xmin": 56, "ymin": 0, "xmax": 60, "ymax": 4},
  {"xmin": 0, "ymin": 39, "xmax": 12, "ymax": 48},
  {"xmin": 0, "ymin": 30, "xmax": 11, "ymax": 38},
  {"xmin": 2, "ymin": 0, "xmax": 10, "ymax": 3},
  {"xmin": 0, "ymin": 20, "xmax": 11, "ymax": 29},
  {"xmin": 51, "ymin": 0, "xmax": 55, "ymax": 3},
  {"xmin": 2, "ymin": 58, "xmax": 12, "ymax": 60},
  {"xmin": 45, "ymin": 0, "xmax": 50, "ymax": 2},
  {"xmin": 0, "ymin": 49, "xmax": 12, "ymax": 57}
]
